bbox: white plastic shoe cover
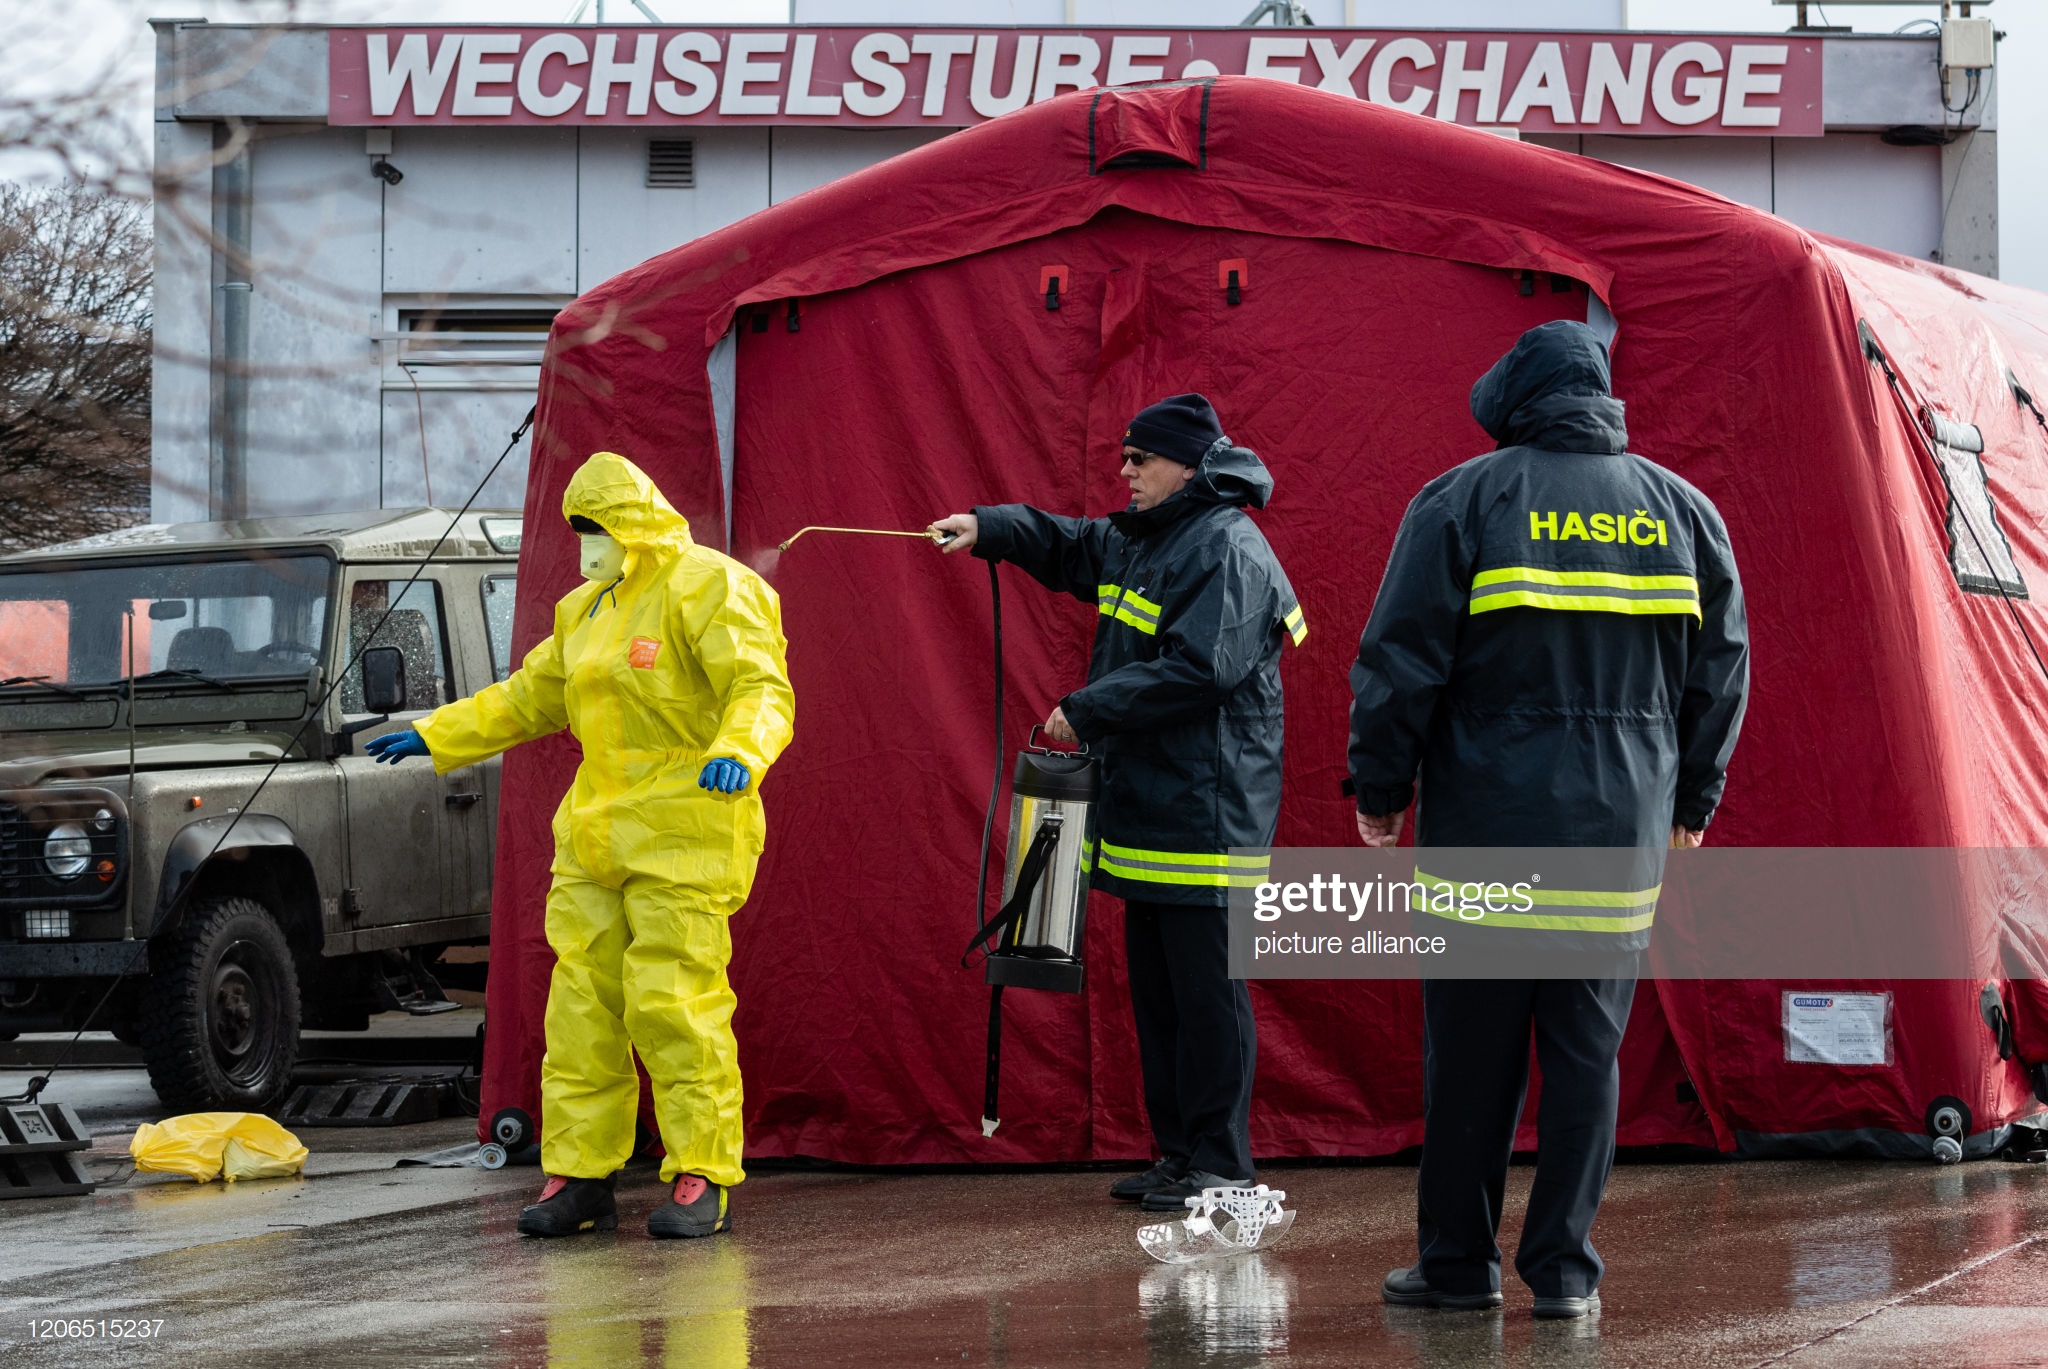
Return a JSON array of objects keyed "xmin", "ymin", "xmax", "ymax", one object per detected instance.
[{"xmin": 1138, "ymin": 1184, "xmax": 1296, "ymax": 1264}]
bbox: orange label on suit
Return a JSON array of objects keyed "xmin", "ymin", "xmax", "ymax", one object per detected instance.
[{"xmin": 628, "ymin": 637, "xmax": 661, "ymax": 669}]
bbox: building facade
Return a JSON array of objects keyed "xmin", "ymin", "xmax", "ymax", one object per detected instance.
[{"xmin": 150, "ymin": 5, "xmax": 1999, "ymax": 523}]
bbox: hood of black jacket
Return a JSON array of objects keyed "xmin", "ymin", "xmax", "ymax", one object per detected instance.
[
  {"xmin": 1108, "ymin": 439, "xmax": 1273, "ymax": 538},
  {"xmin": 1469, "ymin": 320, "xmax": 1629, "ymax": 454}
]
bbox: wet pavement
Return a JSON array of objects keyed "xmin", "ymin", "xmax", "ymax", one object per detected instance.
[{"xmin": 2, "ymin": 1058, "xmax": 2046, "ymax": 1366}]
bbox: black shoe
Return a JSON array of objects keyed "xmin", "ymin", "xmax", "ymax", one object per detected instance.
[
  {"xmin": 1533, "ymin": 1292, "xmax": 1600, "ymax": 1320},
  {"xmin": 648, "ymin": 1174, "xmax": 731, "ymax": 1239},
  {"xmin": 517, "ymin": 1176, "xmax": 617, "ymax": 1237},
  {"xmin": 1380, "ymin": 1265, "xmax": 1504, "ymax": 1311},
  {"xmin": 1138, "ymin": 1169, "xmax": 1246, "ymax": 1213},
  {"xmin": 1110, "ymin": 1158, "xmax": 1189, "ymax": 1203}
]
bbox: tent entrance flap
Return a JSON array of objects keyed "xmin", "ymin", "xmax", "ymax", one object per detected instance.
[{"xmin": 709, "ymin": 330, "xmax": 736, "ymax": 552}]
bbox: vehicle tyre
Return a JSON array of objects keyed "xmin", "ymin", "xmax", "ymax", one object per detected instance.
[{"xmin": 138, "ymin": 897, "xmax": 300, "ymax": 1111}]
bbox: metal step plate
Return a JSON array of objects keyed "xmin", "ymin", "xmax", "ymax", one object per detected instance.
[
  {"xmin": 0, "ymin": 1104, "xmax": 95, "ymax": 1199},
  {"xmin": 274, "ymin": 1078, "xmax": 459, "ymax": 1128}
]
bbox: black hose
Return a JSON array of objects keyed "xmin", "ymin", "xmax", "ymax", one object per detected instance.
[
  {"xmin": 973, "ymin": 559, "xmax": 1003, "ymax": 933},
  {"xmin": 974, "ymin": 559, "xmax": 1006, "ymax": 1136},
  {"xmin": 190, "ymin": 404, "xmax": 537, "ymax": 884}
]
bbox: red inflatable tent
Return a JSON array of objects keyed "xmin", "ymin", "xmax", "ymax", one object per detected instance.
[{"xmin": 479, "ymin": 76, "xmax": 2048, "ymax": 1164}]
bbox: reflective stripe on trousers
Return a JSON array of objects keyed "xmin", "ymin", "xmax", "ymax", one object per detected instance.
[{"xmin": 1410, "ymin": 869, "xmax": 1660, "ymax": 934}]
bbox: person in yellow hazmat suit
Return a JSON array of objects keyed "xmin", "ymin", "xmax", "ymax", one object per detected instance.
[{"xmin": 365, "ymin": 451, "xmax": 794, "ymax": 1240}]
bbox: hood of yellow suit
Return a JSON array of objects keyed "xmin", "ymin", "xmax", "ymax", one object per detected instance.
[{"xmin": 562, "ymin": 451, "xmax": 693, "ymax": 554}]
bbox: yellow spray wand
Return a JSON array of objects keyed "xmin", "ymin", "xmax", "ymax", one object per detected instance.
[{"xmin": 777, "ymin": 525, "xmax": 954, "ymax": 552}]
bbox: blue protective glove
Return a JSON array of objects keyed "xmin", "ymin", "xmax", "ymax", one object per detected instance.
[
  {"xmin": 697, "ymin": 758, "xmax": 750, "ymax": 794},
  {"xmin": 365, "ymin": 730, "xmax": 431, "ymax": 765}
]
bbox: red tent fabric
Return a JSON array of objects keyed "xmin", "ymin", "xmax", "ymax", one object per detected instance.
[{"xmin": 479, "ymin": 77, "xmax": 2048, "ymax": 1164}]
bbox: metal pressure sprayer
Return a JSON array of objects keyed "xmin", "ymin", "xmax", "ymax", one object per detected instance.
[
  {"xmin": 972, "ymin": 728, "xmax": 1099, "ymax": 994},
  {"xmin": 959, "ymin": 727, "xmax": 1100, "ymax": 1139}
]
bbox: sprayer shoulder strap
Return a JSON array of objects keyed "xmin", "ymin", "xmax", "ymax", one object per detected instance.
[{"xmin": 960, "ymin": 819, "xmax": 1064, "ymax": 965}]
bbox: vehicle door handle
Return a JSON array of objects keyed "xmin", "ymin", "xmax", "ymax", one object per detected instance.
[{"xmin": 445, "ymin": 792, "xmax": 483, "ymax": 808}]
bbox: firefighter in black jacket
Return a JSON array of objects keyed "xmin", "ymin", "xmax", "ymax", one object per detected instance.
[
  {"xmin": 933, "ymin": 394, "xmax": 1305, "ymax": 1211},
  {"xmin": 1348, "ymin": 321, "xmax": 1747, "ymax": 1319}
]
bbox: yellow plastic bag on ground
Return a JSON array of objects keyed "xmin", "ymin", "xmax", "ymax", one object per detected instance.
[{"xmin": 130, "ymin": 1113, "xmax": 308, "ymax": 1183}]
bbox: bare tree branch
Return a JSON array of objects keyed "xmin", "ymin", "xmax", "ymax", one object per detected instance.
[{"xmin": 0, "ymin": 183, "xmax": 150, "ymax": 551}]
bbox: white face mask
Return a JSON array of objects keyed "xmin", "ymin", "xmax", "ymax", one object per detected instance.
[{"xmin": 579, "ymin": 533, "xmax": 626, "ymax": 582}]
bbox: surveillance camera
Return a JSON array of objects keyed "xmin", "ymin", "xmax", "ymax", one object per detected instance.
[{"xmin": 370, "ymin": 158, "xmax": 404, "ymax": 186}]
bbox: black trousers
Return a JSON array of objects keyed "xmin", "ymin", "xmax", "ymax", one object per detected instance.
[
  {"xmin": 1417, "ymin": 970, "xmax": 1637, "ymax": 1298},
  {"xmin": 1123, "ymin": 900, "xmax": 1257, "ymax": 1181}
]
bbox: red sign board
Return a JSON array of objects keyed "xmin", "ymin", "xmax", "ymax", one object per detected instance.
[{"xmin": 328, "ymin": 27, "xmax": 1823, "ymax": 137}]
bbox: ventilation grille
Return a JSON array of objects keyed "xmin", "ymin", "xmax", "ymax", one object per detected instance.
[{"xmin": 647, "ymin": 139, "xmax": 696, "ymax": 189}]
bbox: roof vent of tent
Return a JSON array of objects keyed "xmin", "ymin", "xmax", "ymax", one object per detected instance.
[
  {"xmin": 1089, "ymin": 81, "xmax": 1210, "ymax": 174},
  {"xmin": 647, "ymin": 139, "xmax": 696, "ymax": 188}
]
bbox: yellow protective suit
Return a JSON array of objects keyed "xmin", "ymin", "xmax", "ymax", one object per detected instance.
[{"xmin": 417, "ymin": 452, "xmax": 794, "ymax": 1185}]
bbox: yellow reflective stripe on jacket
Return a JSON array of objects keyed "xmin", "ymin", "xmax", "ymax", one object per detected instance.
[
  {"xmin": 1282, "ymin": 602, "xmax": 1308, "ymax": 646},
  {"xmin": 1410, "ymin": 870, "xmax": 1660, "ymax": 933},
  {"xmin": 1469, "ymin": 567, "xmax": 1701, "ymax": 621},
  {"xmin": 1097, "ymin": 583, "xmax": 1163, "ymax": 635},
  {"xmin": 1096, "ymin": 840, "xmax": 1270, "ymax": 888}
]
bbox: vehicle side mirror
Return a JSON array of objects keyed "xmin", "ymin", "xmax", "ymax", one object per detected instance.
[
  {"xmin": 148, "ymin": 601, "xmax": 188, "ymax": 620},
  {"xmin": 360, "ymin": 646, "xmax": 408, "ymax": 715}
]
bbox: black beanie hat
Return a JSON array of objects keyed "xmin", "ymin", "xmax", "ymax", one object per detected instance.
[{"xmin": 1124, "ymin": 393, "xmax": 1225, "ymax": 467}]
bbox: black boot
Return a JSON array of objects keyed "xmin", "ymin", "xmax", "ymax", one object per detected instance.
[
  {"xmin": 1139, "ymin": 1169, "xmax": 1250, "ymax": 1213},
  {"xmin": 1110, "ymin": 1158, "xmax": 1189, "ymax": 1203},
  {"xmin": 648, "ymin": 1174, "xmax": 731, "ymax": 1239},
  {"xmin": 1381, "ymin": 1264, "xmax": 1504, "ymax": 1311},
  {"xmin": 517, "ymin": 1176, "xmax": 617, "ymax": 1237}
]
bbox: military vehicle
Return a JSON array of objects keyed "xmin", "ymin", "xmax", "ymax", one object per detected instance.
[{"xmin": 0, "ymin": 509, "xmax": 523, "ymax": 1109}]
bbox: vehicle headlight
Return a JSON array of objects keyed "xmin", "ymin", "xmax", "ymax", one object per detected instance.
[{"xmin": 43, "ymin": 822, "xmax": 91, "ymax": 879}]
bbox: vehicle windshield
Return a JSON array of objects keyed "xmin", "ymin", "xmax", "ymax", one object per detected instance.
[{"xmin": 0, "ymin": 554, "xmax": 332, "ymax": 687}]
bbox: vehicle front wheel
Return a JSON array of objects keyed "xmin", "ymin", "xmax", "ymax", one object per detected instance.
[{"xmin": 139, "ymin": 897, "xmax": 300, "ymax": 1111}]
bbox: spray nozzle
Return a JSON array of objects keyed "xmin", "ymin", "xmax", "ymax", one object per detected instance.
[{"xmin": 776, "ymin": 526, "xmax": 955, "ymax": 552}]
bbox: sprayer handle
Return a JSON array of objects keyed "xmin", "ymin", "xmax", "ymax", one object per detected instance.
[{"xmin": 1027, "ymin": 723, "xmax": 1088, "ymax": 756}]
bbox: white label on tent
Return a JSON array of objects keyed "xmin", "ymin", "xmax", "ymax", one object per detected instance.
[{"xmin": 1783, "ymin": 991, "xmax": 1892, "ymax": 1066}]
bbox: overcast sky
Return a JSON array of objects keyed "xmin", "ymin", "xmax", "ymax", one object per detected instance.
[{"xmin": 6, "ymin": 0, "xmax": 2035, "ymax": 287}]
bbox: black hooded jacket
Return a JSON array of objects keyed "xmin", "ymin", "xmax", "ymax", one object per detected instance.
[
  {"xmin": 1347, "ymin": 321, "xmax": 1749, "ymax": 950},
  {"xmin": 974, "ymin": 440, "xmax": 1304, "ymax": 908}
]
